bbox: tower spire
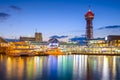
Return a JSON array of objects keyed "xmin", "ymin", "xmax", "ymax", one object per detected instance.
[
  {"xmin": 35, "ymin": 28, "xmax": 37, "ymax": 33},
  {"xmin": 88, "ymin": 5, "xmax": 91, "ymax": 11}
]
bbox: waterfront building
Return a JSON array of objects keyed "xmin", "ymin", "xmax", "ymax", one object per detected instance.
[
  {"xmin": 59, "ymin": 41, "xmax": 80, "ymax": 53},
  {"xmin": 20, "ymin": 32, "xmax": 42, "ymax": 42},
  {"xmin": 6, "ymin": 41, "xmax": 34, "ymax": 56},
  {"xmin": 87, "ymin": 35, "xmax": 120, "ymax": 47},
  {"xmin": 86, "ymin": 35, "xmax": 120, "ymax": 53},
  {"xmin": 29, "ymin": 41, "xmax": 48, "ymax": 52},
  {"xmin": 0, "ymin": 37, "xmax": 8, "ymax": 53},
  {"xmin": 0, "ymin": 37, "xmax": 7, "ymax": 43},
  {"xmin": 48, "ymin": 38, "xmax": 59, "ymax": 48},
  {"xmin": 106, "ymin": 35, "xmax": 120, "ymax": 47},
  {"xmin": 87, "ymin": 38, "xmax": 107, "ymax": 47},
  {"xmin": 85, "ymin": 8, "xmax": 94, "ymax": 39}
]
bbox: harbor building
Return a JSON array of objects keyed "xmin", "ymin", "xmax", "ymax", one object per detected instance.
[
  {"xmin": 85, "ymin": 35, "xmax": 120, "ymax": 54},
  {"xmin": 106, "ymin": 35, "xmax": 120, "ymax": 47},
  {"xmin": 87, "ymin": 35, "xmax": 120, "ymax": 47},
  {"xmin": 48, "ymin": 38, "xmax": 59, "ymax": 48},
  {"xmin": 20, "ymin": 32, "xmax": 42, "ymax": 42},
  {"xmin": 0, "ymin": 36, "xmax": 8, "ymax": 53},
  {"xmin": 0, "ymin": 37, "xmax": 7, "ymax": 43}
]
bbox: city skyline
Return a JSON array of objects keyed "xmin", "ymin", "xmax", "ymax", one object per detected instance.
[{"xmin": 0, "ymin": 0, "xmax": 120, "ymax": 41}]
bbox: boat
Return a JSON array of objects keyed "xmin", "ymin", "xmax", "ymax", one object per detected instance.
[{"xmin": 6, "ymin": 41, "xmax": 34, "ymax": 56}]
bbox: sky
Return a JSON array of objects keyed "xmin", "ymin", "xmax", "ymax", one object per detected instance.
[{"xmin": 0, "ymin": 0, "xmax": 120, "ymax": 41}]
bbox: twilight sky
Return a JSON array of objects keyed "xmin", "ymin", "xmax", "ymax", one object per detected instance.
[{"xmin": 0, "ymin": 0, "xmax": 120, "ymax": 41}]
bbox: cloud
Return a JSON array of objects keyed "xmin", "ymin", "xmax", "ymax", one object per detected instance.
[
  {"xmin": 9, "ymin": 5, "xmax": 21, "ymax": 11},
  {"xmin": 0, "ymin": 5, "xmax": 21, "ymax": 22},
  {"xmin": 98, "ymin": 25, "xmax": 120, "ymax": 30},
  {"xmin": 0, "ymin": 12, "xmax": 10, "ymax": 21},
  {"xmin": 50, "ymin": 35, "xmax": 68, "ymax": 39}
]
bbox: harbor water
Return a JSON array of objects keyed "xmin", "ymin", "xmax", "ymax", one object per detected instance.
[{"xmin": 0, "ymin": 54, "xmax": 120, "ymax": 80}]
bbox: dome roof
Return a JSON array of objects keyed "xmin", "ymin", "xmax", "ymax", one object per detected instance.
[
  {"xmin": 85, "ymin": 10, "xmax": 94, "ymax": 17},
  {"xmin": 48, "ymin": 38, "xmax": 59, "ymax": 43}
]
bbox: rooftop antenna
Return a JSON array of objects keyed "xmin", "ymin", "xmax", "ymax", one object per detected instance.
[{"xmin": 35, "ymin": 28, "xmax": 37, "ymax": 33}]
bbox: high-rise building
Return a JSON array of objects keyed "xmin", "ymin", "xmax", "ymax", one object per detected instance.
[
  {"xmin": 35, "ymin": 32, "xmax": 42, "ymax": 42},
  {"xmin": 20, "ymin": 32, "xmax": 43, "ymax": 42},
  {"xmin": 85, "ymin": 8, "xmax": 94, "ymax": 39}
]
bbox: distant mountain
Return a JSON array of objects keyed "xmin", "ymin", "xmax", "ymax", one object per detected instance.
[
  {"xmin": 5, "ymin": 39, "xmax": 20, "ymax": 42},
  {"xmin": 69, "ymin": 37, "xmax": 86, "ymax": 45},
  {"xmin": 69, "ymin": 37, "xmax": 105, "ymax": 45},
  {"xmin": 50, "ymin": 35, "xmax": 68, "ymax": 39}
]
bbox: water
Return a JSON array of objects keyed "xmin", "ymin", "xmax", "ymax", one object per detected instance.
[{"xmin": 0, "ymin": 54, "xmax": 120, "ymax": 80}]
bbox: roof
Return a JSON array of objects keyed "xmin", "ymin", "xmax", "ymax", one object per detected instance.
[
  {"xmin": 0, "ymin": 37, "xmax": 7, "ymax": 43},
  {"xmin": 48, "ymin": 38, "xmax": 59, "ymax": 43},
  {"xmin": 29, "ymin": 41, "xmax": 48, "ymax": 45},
  {"xmin": 107, "ymin": 35, "xmax": 120, "ymax": 40}
]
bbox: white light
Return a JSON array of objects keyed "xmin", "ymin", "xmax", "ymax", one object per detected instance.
[{"xmin": 105, "ymin": 37, "xmax": 108, "ymax": 40}]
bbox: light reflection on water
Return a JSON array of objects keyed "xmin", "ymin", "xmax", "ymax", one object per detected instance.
[
  {"xmin": 0, "ymin": 54, "xmax": 120, "ymax": 80},
  {"xmin": 102, "ymin": 56, "xmax": 109, "ymax": 80}
]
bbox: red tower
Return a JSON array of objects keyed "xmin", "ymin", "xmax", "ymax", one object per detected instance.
[{"xmin": 85, "ymin": 9, "xmax": 94, "ymax": 39}]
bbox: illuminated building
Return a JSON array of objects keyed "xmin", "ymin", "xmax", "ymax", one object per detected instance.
[
  {"xmin": 20, "ymin": 32, "xmax": 42, "ymax": 42},
  {"xmin": 0, "ymin": 36, "xmax": 8, "ymax": 53},
  {"xmin": 106, "ymin": 35, "xmax": 120, "ymax": 47},
  {"xmin": 29, "ymin": 41, "xmax": 48, "ymax": 54},
  {"xmin": 45, "ymin": 38, "xmax": 67, "ymax": 55},
  {"xmin": 85, "ymin": 8, "xmax": 94, "ymax": 39},
  {"xmin": 87, "ymin": 35, "xmax": 120, "ymax": 47},
  {"xmin": 0, "ymin": 36, "xmax": 7, "ymax": 43},
  {"xmin": 87, "ymin": 38, "xmax": 107, "ymax": 47},
  {"xmin": 6, "ymin": 41, "xmax": 34, "ymax": 56},
  {"xmin": 86, "ymin": 35, "xmax": 120, "ymax": 53},
  {"xmin": 48, "ymin": 38, "xmax": 59, "ymax": 48}
]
